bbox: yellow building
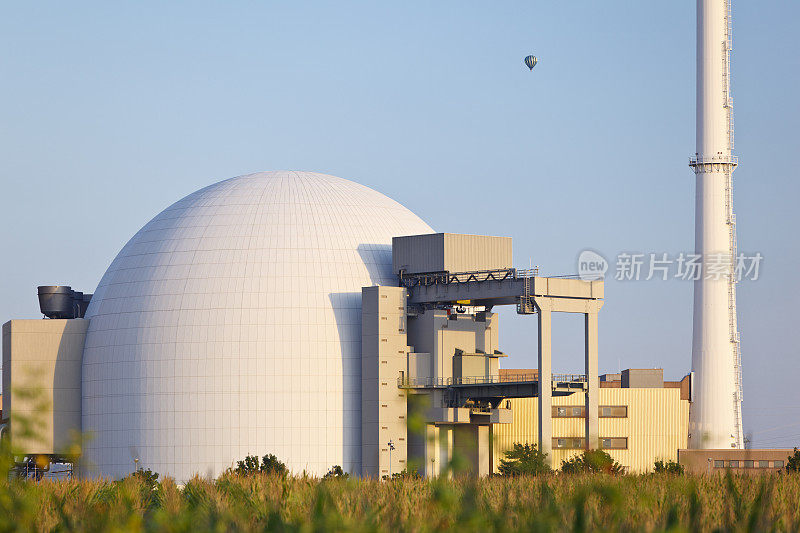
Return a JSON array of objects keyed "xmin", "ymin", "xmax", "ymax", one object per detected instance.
[
  {"xmin": 1, "ymin": 319, "xmax": 86, "ymax": 456},
  {"xmin": 493, "ymin": 369, "xmax": 690, "ymax": 473}
]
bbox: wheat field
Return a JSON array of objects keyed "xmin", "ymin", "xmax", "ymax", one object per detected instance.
[{"xmin": 1, "ymin": 471, "xmax": 799, "ymax": 532}]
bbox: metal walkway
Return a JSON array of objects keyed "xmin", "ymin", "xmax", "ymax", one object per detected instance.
[
  {"xmin": 398, "ymin": 264, "xmax": 604, "ymax": 459},
  {"xmin": 398, "ymin": 373, "xmax": 587, "ymax": 408},
  {"xmin": 399, "ymin": 268, "xmax": 602, "ymax": 310}
]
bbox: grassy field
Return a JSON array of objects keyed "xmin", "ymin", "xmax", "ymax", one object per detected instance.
[{"xmin": 1, "ymin": 471, "xmax": 799, "ymax": 532}]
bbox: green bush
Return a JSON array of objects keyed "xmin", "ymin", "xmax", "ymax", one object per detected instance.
[
  {"xmin": 561, "ymin": 449, "xmax": 624, "ymax": 475},
  {"xmin": 654, "ymin": 459, "xmax": 685, "ymax": 474},
  {"xmin": 383, "ymin": 468, "xmax": 421, "ymax": 481},
  {"xmin": 129, "ymin": 468, "xmax": 160, "ymax": 488},
  {"xmin": 234, "ymin": 454, "xmax": 288, "ymax": 476},
  {"xmin": 119, "ymin": 468, "xmax": 161, "ymax": 509},
  {"xmin": 787, "ymin": 448, "xmax": 800, "ymax": 473},
  {"xmin": 498, "ymin": 443, "xmax": 551, "ymax": 476},
  {"xmin": 323, "ymin": 465, "xmax": 349, "ymax": 479}
]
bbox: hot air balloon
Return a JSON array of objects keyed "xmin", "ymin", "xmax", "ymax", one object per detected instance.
[{"xmin": 524, "ymin": 55, "xmax": 538, "ymax": 70}]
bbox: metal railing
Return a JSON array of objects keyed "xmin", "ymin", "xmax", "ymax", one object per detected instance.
[
  {"xmin": 399, "ymin": 266, "xmax": 549, "ymax": 288},
  {"xmin": 400, "ymin": 268, "xmax": 517, "ymax": 288},
  {"xmin": 399, "ymin": 267, "xmax": 591, "ymax": 291},
  {"xmin": 688, "ymin": 154, "xmax": 739, "ymax": 166},
  {"xmin": 398, "ymin": 373, "xmax": 587, "ymax": 389}
]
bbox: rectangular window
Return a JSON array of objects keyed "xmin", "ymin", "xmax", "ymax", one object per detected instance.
[
  {"xmin": 729, "ymin": 460, "xmax": 739, "ymax": 468},
  {"xmin": 552, "ymin": 406, "xmax": 586, "ymax": 417},
  {"xmin": 758, "ymin": 460, "xmax": 769, "ymax": 468},
  {"xmin": 714, "ymin": 460, "xmax": 724, "ymax": 468},
  {"xmin": 744, "ymin": 460, "xmax": 754, "ymax": 468},
  {"xmin": 599, "ymin": 437, "xmax": 627, "ymax": 450},
  {"xmin": 554, "ymin": 438, "xmax": 586, "ymax": 449},
  {"xmin": 547, "ymin": 406, "xmax": 635, "ymax": 420},
  {"xmin": 600, "ymin": 406, "xmax": 628, "ymax": 418},
  {"xmin": 774, "ymin": 460, "xmax": 784, "ymax": 469}
]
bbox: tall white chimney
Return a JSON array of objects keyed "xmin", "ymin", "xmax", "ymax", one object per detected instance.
[{"xmin": 688, "ymin": 0, "xmax": 743, "ymax": 449}]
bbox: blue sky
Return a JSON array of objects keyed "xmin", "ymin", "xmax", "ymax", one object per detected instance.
[{"xmin": 1, "ymin": 1, "xmax": 798, "ymax": 447}]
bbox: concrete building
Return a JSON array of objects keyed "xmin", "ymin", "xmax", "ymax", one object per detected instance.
[
  {"xmin": 79, "ymin": 171, "xmax": 433, "ymax": 479},
  {"xmin": 1, "ymin": 169, "xmax": 777, "ymax": 480},
  {"xmin": 679, "ymin": 449, "xmax": 794, "ymax": 474},
  {"xmin": 1, "ymin": 319, "xmax": 85, "ymax": 456},
  {"xmin": 494, "ymin": 370, "xmax": 691, "ymax": 473},
  {"xmin": 2, "ymin": 214, "xmax": 615, "ymax": 479},
  {"xmin": 3, "ymin": 171, "xmax": 435, "ymax": 480},
  {"xmin": 359, "ymin": 232, "xmax": 605, "ymax": 477},
  {"xmin": 360, "ymin": 285, "xmax": 410, "ymax": 478}
]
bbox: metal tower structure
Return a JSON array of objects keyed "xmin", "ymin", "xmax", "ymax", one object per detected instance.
[{"xmin": 688, "ymin": 0, "xmax": 743, "ymax": 449}]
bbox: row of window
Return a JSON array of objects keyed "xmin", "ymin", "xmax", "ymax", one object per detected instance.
[
  {"xmin": 713, "ymin": 459, "xmax": 784, "ymax": 469},
  {"xmin": 553, "ymin": 437, "xmax": 628, "ymax": 450},
  {"xmin": 553, "ymin": 406, "xmax": 628, "ymax": 418}
]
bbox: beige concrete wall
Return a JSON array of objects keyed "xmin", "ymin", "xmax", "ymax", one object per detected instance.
[
  {"xmin": 451, "ymin": 424, "xmax": 491, "ymax": 477},
  {"xmin": 406, "ymin": 393, "xmax": 429, "ymax": 475},
  {"xmin": 2, "ymin": 326, "xmax": 9, "ymax": 418},
  {"xmin": 405, "ymin": 309, "xmax": 503, "ymax": 478},
  {"xmin": 622, "ymin": 369, "xmax": 663, "ymax": 388},
  {"xmin": 476, "ymin": 312, "xmax": 499, "ymax": 356},
  {"xmin": 678, "ymin": 448, "xmax": 795, "ymax": 474},
  {"xmin": 392, "ymin": 233, "xmax": 512, "ymax": 275},
  {"xmin": 361, "ymin": 287, "xmax": 408, "ymax": 478},
  {"xmin": 493, "ymin": 388, "xmax": 689, "ymax": 473},
  {"xmin": 453, "ymin": 355, "xmax": 486, "ymax": 379},
  {"xmin": 532, "ymin": 277, "xmax": 604, "ymax": 300},
  {"xmin": 407, "ymin": 311, "xmax": 499, "ymax": 382},
  {"xmin": 406, "ymin": 352, "xmax": 431, "ymax": 381},
  {"xmin": 441, "ymin": 234, "xmax": 512, "ymax": 274},
  {"xmin": 1, "ymin": 319, "xmax": 87, "ymax": 455}
]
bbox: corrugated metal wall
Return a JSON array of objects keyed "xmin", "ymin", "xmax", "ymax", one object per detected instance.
[
  {"xmin": 493, "ymin": 389, "xmax": 689, "ymax": 473},
  {"xmin": 392, "ymin": 234, "xmax": 444, "ymax": 274},
  {"xmin": 441, "ymin": 234, "xmax": 512, "ymax": 273},
  {"xmin": 392, "ymin": 234, "xmax": 512, "ymax": 274}
]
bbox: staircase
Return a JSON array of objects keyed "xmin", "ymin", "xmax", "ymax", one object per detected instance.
[
  {"xmin": 723, "ymin": 0, "xmax": 744, "ymax": 449},
  {"xmin": 516, "ymin": 271, "xmax": 536, "ymax": 314}
]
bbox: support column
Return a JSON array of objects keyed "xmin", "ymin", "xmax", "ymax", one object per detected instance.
[
  {"xmin": 477, "ymin": 425, "xmax": 490, "ymax": 477},
  {"xmin": 425, "ymin": 424, "xmax": 440, "ymax": 478},
  {"xmin": 535, "ymin": 298, "xmax": 553, "ymax": 467},
  {"xmin": 584, "ymin": 303, "xmax": 600, "ymax": 450},
  {"xmin": 439, "ymin": 425, "xmax": 453, "ymax": 478}
]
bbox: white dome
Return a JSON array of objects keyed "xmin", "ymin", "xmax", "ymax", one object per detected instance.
[{"xmin": 81, "ymin": 171, "xmax": 433, "ymax": 480}]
